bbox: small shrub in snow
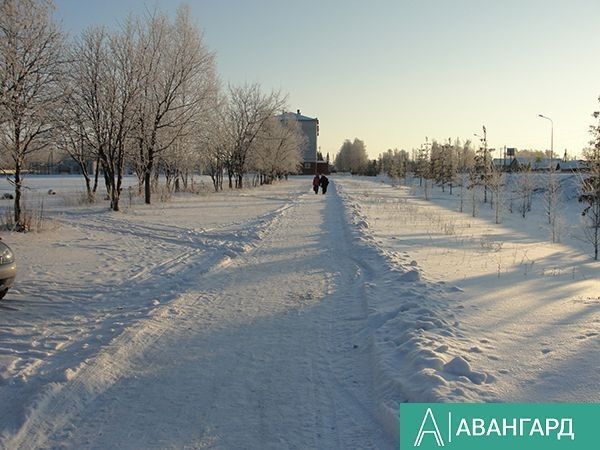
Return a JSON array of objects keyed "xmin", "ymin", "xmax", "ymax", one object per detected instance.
[
  {"xmin": 441, "ymin": 221, "xmax": 456, "ymax": 236},
  {"xmin": 513, "ymin": 170, "xmax": 535, "ymax": 218},
  {"xmin": 153, "ymin": 184, "xmax": 173, "ymax": 203},
  {"xmin": 479, "ymin": 237, "xmax": 503, "ymax": 252},
  {"xmin": 60, "ymin": 191, "xmax": 97, "ymax": 207},
  {"xmin": 1, "ymin": 201, "xmax": 56, "ymax": 232}
]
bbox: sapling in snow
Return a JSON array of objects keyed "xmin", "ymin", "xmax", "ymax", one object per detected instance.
[{"xmin": 578, "ymin": 116, "xmax": 600, "ymax": 259}]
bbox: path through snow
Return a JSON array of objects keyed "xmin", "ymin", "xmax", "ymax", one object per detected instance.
[{"xmin": 1, "ymin": 181, "xmax": 394, "ymax": 449}]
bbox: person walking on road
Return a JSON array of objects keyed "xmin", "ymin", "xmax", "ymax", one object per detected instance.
[
  {"xmin": 312, "ymin": 174, "xmax": 320, "ymax": 194},
  {"xmin": 320, "ymin": 175, "xmax": 329, "ymax": 194}
]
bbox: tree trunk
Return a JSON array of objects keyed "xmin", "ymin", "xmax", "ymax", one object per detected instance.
[
  {"xmin": 14, "ymin": 159, "xmax": 23, "ymax": 227},
  {"xmin": 144, "ymin": 147, "xmax": 154, "ymax": 204},
  {"xmin": 84, "ymin": 175, "xmax": 93, "ymax": 203},
  {"xmin": 144, "ymin": 170, "xmax": 152, "ymax": 205},
  {"xmin": 93, "ymin": 156, "xmax": 101, "ymax": 196}
]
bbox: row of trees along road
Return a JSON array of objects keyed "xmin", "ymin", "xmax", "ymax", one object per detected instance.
[
  {"xmin": 373, "ymin": 121, "xmax": 600, "ymax": 260},
  {"xmin": 0, "ymin": 0, "xmax": 304, "ymax": 230}
]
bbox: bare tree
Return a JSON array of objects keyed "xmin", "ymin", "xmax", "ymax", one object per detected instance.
[
  {"xmin": 56, "ymin": 29, "xmax": 104, "ymax": 202},
  {"xmin": 543, "ymin": 167, "xmax": 562, "ymax": 242},
  {"xmin": 378, "ymin": 148, "xmax": 409, "ymax": 182},
  {"xmin": 513, "ymin": 167, "xmax": 535, "ymax": 218},
  {"xmin": 473, "ymin": 127, "xmax": 492, "ymax": 204},
  {"xmin": 456, "ymin": 139, "xmax": 475, "ymax": 213},
  {"xmin": 250, "ymin": 116, "xmax": 303, "ymax": 184},
  {"xmin": 579, "ymin": 107, "xmax": 600, "ymax": 260},
  {"xmin": 202, "ymin": 99, "xmax": 231, "ymax": 192},
  {"xmin": 54, "ymin": 114, "xmax": 100, "ymax": 203},
  {"xmin": 414, "ymin": 138, "xmax": 431, "ymax": 187},
  {"xmin": 488, "ymin": 165, "xmax": 505, "ymax": 224},
  {"xmin": 0, "ymin": 0, "xmax": 64, "ymax": 229},
  {"xmin": 467, "ymin": 166, "xmax": 480, "ymax": 218},
  {"xmin": 64, "ymin": 23, "xmax": 141, "ymax": 211},
  {"xmin": 134, "ymin": 5, "xmax": 217, "ymax": 204},
  {"xmin": 225, "ymin": 83, "xmax": 286, "ymax": 188},
  {"xmin": 429, "ymin": 140, "xmax": 444, "ymax": 190}
]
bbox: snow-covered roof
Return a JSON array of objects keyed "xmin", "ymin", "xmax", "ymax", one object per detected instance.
[
  {"xmin": 509, "ymin": 157, "xmax": 558, "ymax": 170},
  {"xmin": 557, "ymin": 160, "xmax": 588, "ymax": 170},
  {"xmin": 278, "ymin": 110, "xmax": 317, "ymax": 122}
]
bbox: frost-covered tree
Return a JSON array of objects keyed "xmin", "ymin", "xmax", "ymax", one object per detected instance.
[
  {"xmin": 429, "ymin": 138, "xmax": 456, "ymax": 193},
  {"xmin": 514, "ymin": 167, "xmax": 535, "ymax": 218},
  {"xmin": 334, "ymin": 138, "xmax": 369, "ymax": 174},
  {"xmin": 579, "ymin": 106, "xmax": 600, "ymax": 260},
  {"xmin": 543, "ymin": 165, "xmax": 562, "ymax": 242},
  {"xmin": 54, "ymin": 114, "xmax": 100, "ymax": 203},
  {"xmin": 488, "ymin": 164, "xmax": 505, "ymax": 224},
  {"xmin": 414, "ymin": 139, "xmax": 431, "ymax": 187},
  {"xmin": 0, "ymin": 0, "xmax": 65, "ymax": 229},
  {"xmin": 225, "ymin": 83, "xmax": 286, "ymax": 188},
  {"xmin": 473, "ymin": 136, "xmax": 491, "ymax": 203},
  {"xmin": 58, "ymin": 27, "xmax": 109, "ymax": 203},
  {"xmin": 456, "ymin": 139, "xmax": 475, "ymax": 213},
  {"xmin": 467, "ymin": 166, "xmax": 479, "ymax": 217},
  {"xmin": 250, "ymin": 116, "xmax": 303, "ymax": 184},
  {"xmin": 201, "ymin": 97, "xmax": 231, "ymax": 192},
  {"xmin": 134, "ymin": 5, "xmax": 217, "ymax": 204},
  {"xmin": 429, "ymin": 140, "xmax": 444, "ymax": 189},
  {"xmin": 64, "ymin": 23, "xmax": 142, "ymax": 211},
  {"xmin": 379, "ymin": 148, "xmax": 409, "ymax": 181}
]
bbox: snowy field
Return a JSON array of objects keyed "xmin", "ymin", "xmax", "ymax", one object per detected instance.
[
  {"xmin": 0, "ymin": 173, "xmax": 598, "ymax": 448},
  {"xmin": 337, "ymin": 175, "xmax": 599, "ymax": 402}
]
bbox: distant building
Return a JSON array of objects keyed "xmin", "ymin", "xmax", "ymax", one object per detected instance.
[
  {"xmin": 278, "ymin": 110, "xmax": 329, "ymax": 175},
  {"xmin": 556, "ymin": 160, "xmax": 589, "ymax": 172},
  {"xmin": 493, "ymin": 157, "xmax": 561, "ymax": 172}
]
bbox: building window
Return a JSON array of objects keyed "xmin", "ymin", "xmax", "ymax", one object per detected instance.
[{"xmin": 304, "ymin": 163, "xmax": 311, "ymax": 169}]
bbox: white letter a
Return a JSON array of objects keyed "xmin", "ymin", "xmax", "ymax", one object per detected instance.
[{"xmin": 414, "ymin": 408, "xmax": 445, "ymax": 447}]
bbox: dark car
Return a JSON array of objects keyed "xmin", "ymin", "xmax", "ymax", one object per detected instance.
[{"xmin": 0, "ymin": 240, "xmax": 16, "ymax": 299}]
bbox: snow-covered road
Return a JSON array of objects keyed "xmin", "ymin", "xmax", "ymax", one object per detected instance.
[
  {"xmin": 2, "ymin": 174, "xmax": 597, "ymax": 448},
  {"xmin": 1, "ymin": 181, "xmax": 394, "ymax": 449}
]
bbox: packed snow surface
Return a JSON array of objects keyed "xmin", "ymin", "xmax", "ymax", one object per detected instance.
[{"xmin": 0, "ymin": 174, "xmax": 598, "ymax": 448}]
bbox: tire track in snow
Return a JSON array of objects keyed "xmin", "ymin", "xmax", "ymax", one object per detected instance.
[
  {"xmin": 4, "ymin": 186, "xmax": 395, "ymax": 449},
  {"xmin": 335, "ymin": 179, "xmax": 500, "ymax": 441},
  {"xmin": 309, "ymin": 185, "xmax": 394, "ymax": 448},
  {"xmin": 0, "ymin": 198, "xmax": 298, "ymax": 448}
]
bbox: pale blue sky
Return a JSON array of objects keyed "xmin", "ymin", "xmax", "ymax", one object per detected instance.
[{"xmin": 54, "ymin": 0, "xmax": 600, "ymax": 158}]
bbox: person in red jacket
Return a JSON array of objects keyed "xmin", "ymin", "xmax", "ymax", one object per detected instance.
[{"xmin": 312, "ymin": 174, "xmax": 320, "ymax": 194}]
